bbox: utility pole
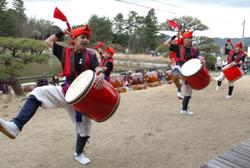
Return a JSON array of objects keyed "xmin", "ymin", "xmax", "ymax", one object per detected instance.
[{"xmin": 242, "ymin": 20, "xmax": 245, "ymax": 46}]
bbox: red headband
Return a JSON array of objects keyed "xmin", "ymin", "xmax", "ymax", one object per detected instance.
[
  {"xmin": 182, "ymin": 31, "xmax": 193, "ymax": 39},
  {"xmin": 105, "ymin": 47, "xmax": 115, "ymax": 56},
  {"xmin": 226, "ymin": 38, "xmax": 232, "ymax": 43},
  {"xmin": 235, "ymin": 42, "xmax": 243, "ymax": 49},
  {"xmin": 72, "ymin": 24, "xmax": 92, "ymax": 39}
]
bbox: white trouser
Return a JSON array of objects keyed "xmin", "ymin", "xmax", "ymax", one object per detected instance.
[
  {"xmin": 216, "ymin": 72, "xmax": 234, "ymax": 86},
  {"xmin": 28, "ymin": 85, "xmax": 91, "ymax": 137},
  {"xmin": 181, "ymin": 79, "xmax": 192, "ymax": 96}
]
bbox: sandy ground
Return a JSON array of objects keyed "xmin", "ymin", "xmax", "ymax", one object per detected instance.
[{"xmin": 1, "ymin": 74, "xmax": 250, "ymax": 168}]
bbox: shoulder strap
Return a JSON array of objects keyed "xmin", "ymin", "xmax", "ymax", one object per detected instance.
[
  {"xmin": 227, "ymin": 50, "xmax": 234, "ymax": 63},
  {"xmin": 61, "ymin": 47, "xmax": 66, "ymax": 67},
  {"xmin": 85, "ymin": 48, "xmax": 93, "ymax": 70},
  {"xmin": 62, "ymin": 47, "xmax": 73, "ymax": 77},
  {"xmin": 235, "ymin": 51, "xmax": 245, "ymax": 63}
]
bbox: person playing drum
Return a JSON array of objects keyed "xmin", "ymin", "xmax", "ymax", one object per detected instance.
[
  {"xmin": 216, "ymin": 41, "xmax": 247, "ymax": 99},
  {"xmin": 94, "ymin": 41, "xmax": 105, "ymax": 59},
  {"xmin": 169, "ymin": 50, "xmax": 184, "ymax": 99},
  {"xmin": 165, "ymin": 31, "xmax": 204, "ymax": 115},
  {"xmin": 0, "ymin": 25, "xmax": 105, "ymax": 165},
  {"xmin": 100, "ymin": 47, "xmax": 115, "ymax": 82},
  {"xmin": 166, "ymin": 42, "xmax": 183, "ymax": 99}
]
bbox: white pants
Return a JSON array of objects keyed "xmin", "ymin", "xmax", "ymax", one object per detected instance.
[
  {"xmin": 181, "ymin": 79, "xmax": 192, "ymax": 96},
  {"xmin": 216, "ymin": 72, "xmax": 234, "ymax": 86},
  {"xmin": 28, "ymin": 85, "xmax": 91, "ymax": 137}
]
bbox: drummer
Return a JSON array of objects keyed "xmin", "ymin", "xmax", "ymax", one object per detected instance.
[
  {"xmin": 165, "ymin": 31, "xmax": 204, "ymax": 115},
  {"xmin": 169, "ymin": 49, "xmax": 183, "ymax": 99},
  {"xmin": 94, "ymin": 41, "xmax": 105, "ymax": 59},
  {"xmin": 100, "ymin": 47, "xmax": 115, "ymax": 82},
  {"xmin": 216, "ymin": 41, "xmax": 247, "ymax": 99},
  {"xmin": 0, "ymin": 25, "xmax": 105, "ymax": 165}
]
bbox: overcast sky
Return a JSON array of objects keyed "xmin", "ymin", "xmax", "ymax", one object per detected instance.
[{"xmin": 6, "ymin": 0, "xmax": 250, "ymax": 38}]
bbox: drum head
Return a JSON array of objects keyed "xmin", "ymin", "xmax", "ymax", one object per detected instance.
[
  {"xmin": 65, "ymin": 70, "xmax": 95, "ymax": 103},
  {"xmin": 181, "ymin": 59, "xmax": 202, "ymax": 77}
]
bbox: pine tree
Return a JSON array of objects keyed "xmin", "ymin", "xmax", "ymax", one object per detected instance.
[
  {"xmin": 0, "ymin": 0, "xmax": 8, "ymax": 13},
  {"xmin": 143, "ymin": 9, "xmax": 158, "ymax": 51},
  {"xmin": 12, "ymin": 0, "xmax": 27, "ymax": 37},
  {"xmin": 12, "ymin": 0, "xmax": 25, "ymax": 14}
]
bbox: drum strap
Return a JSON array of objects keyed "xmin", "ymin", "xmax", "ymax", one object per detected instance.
[
  {"xmin": 227, "ymin": 50, "xmax": 245, "ymax": 64},
  {"xmin": 75, "ymin": 111, "xmax": 83, "ymax": 122},
  {"xmin": 61, "ymin": 48, "xmax": 93, "ymax": 79},
  {"xmin": 178, "ymin": 45, "xmax": 195, "ymax": 63},
  {"xmin": 80, "ymin": 51, "xmax": 86, "ymax": 73},
  {"xmin": 85, "ymin": 49, "xmax": 92, "ymax": 70},
  {"xmin": 100, "ymin": 57, "xmax": 114, "ymax": 68}
]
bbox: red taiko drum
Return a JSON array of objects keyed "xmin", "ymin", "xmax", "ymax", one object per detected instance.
[
  {"xmin": 222, "ymin": 64, "xmax": 244, "ymax": 82},
  {"xmin": 145, "ymin": 71, "xmax": 161, "ymax": 87},
  {"xmin": 65, "ymin": 70, "xmax": 120, "ymax": 122},
  {"xmin": 146, "ymin": 71, "xmax": 159, "ymax": 83},
  {"xmin": 180, "ymin": 58, "xmax": 210, "ymax": 90},
  {"xmin": 110, "ymin": 75, "xmax": 127, "ymax": 93},
  {"xmin": 129, "ymin": 72, "xmax": 144, "ymax": 85},
  {"xmin": 110, "ymin": 75, "xmax": 124, "ymax": 88},
  {"xmin": 129, "ymin": 72, "xmax": 146, "ymax": 90}
]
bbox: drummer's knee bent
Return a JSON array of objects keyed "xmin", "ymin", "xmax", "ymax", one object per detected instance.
[
  {"xmin": 75, "ymin": 116, "xmax": 92, "ymax": 137},
  {"xmin": 183, "ymin": 83, "xmax": 192, "ymax": 96},
  {"xmin": 216, "ymin": 72, "xmax": 225, "ymax": 81},
  {"xmin": 173, "ymin": 75, "xmax": 180, "ymax": 82}
]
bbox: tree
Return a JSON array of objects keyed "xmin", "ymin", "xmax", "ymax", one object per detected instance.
[
  {"xmin": 88, "ymin": 15, "xmax": 113, "ymax": 44},
  {"xmin": 26, "ymin": 18, "xmax": 60, "ymax": 40},
  {"xmin": 113, "ymin": 13, "xmax": 125, "ymax": 34},
  {"xmin": 161, "ymin": 16, "xmax": 208, "ymax": 34},
  {"xmin": 12, "ymin": 0, "xmax": 27, "ymax": 37},
  {"xmin": 0, "ymin": 0, "xmax": 8, "ymax": 35},
  {"xmin": 1, "ymin": 9, "xmax": 19, "ymax": 36},
  {"xmin": 12, "ymin": 0, "xmax": 25, "ymax": 14},
  {"xmin": 0, "ymin": 37, "xmax": 49, "ymax": 94},
  {"xmin": 112, "ymin": 13, "xmax": 128, "ymax": 47},
  {"xmin": 124, "ymin": 11, "xmax": 144, "ymax": 53},
  {"xmin": 194, "ymin": 36, "xmax": 221, "ymax": 70},
  {"xmin": 0, "ymin": 0, "xmax": 7, "ymax": 13},
  {"xmin": 142, "ymin": 9, "xmax": 158, "ymax": 51}
]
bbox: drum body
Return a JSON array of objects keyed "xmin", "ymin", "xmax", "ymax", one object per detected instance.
[
  {"xmin": 129, "ymin": 72, "xmax": 146, "ymax": 90},
  {"xmin": 21, "ymin": 82, "xmax": 37, "ymax": 92},
  {"xmin": 180, "ymin": 59, "xmax": 210, "ymax": 90},
  {"xmin": 65, "ymin": 70, "xmax": 120, "ymax": 122},
  {"xmin": 222, "ymin": 64, "xmax": 244, "ymax": 82},
  {"xmin": 146, "ymin": 71, "xmax": 161, "ymax": 87},
  {"xmin": 110, "ymin": 75, "xmax": 126, "ymax": 93}
]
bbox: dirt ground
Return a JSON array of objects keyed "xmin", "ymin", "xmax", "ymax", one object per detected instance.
[{"xmin": 1, "ymin": 74, "xmax": 250, "ymax": 168}]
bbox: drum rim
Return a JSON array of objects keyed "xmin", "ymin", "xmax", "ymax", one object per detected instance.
[
  {"xmin": 180, "ymin": 59, "xmax": 202, "ymax": 77},
  {"xmin": 65, "ymin": 70, "xmax": 95, "ymax": 104},
  {"xmin": 221, "ymin": 63, "xmax": 233, "ymax": 71}
]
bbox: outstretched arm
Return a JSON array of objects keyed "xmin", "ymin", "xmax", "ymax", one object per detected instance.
[
  {"xmin": 164, "ymin": 35, "xmax": 177, "ymax": 48},
  {"xmin": 45, "ymin": 29, "xmax": 71, "ymax": 48}
]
